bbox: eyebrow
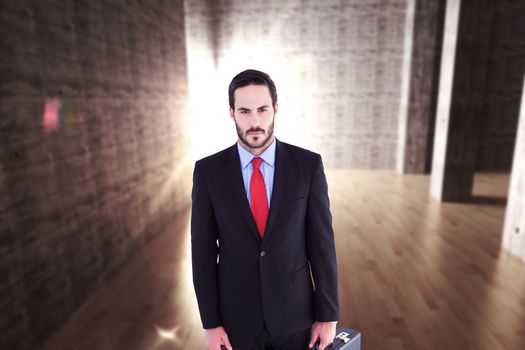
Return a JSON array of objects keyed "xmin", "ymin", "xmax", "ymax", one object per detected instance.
[{"xmin": 236, "ymin": 105, "xmax": 270, "ymax": 111}]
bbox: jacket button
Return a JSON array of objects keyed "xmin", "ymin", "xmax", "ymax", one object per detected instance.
[{"xmin": 260, "ymin": 251, "xmax": 266, "ymax": 257}]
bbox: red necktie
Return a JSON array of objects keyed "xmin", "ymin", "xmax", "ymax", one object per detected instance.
[{"xmin": 250, "ymin": 157, "xmax": 269, "ymax": 238}]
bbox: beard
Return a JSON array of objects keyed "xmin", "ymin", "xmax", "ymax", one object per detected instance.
[{"xmin": 235, "ymin": 117, "xmax": 275, "ymax": 150}]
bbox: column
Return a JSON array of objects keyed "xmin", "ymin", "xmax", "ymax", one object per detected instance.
[
  {"xmin": 430, "ymin": 0, "xmax": 494, "ymax": 201},
  {"xmin": 397, "ymin": 0, "xmax": 446, "ymax": 174},
  {"xmin": 502, "ymin": 77, "xmax": 525, "ymax": 262}
]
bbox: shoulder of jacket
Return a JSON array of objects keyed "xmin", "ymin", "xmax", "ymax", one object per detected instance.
[
  {"xmin": 195, "ymin": 144, "xmax": 235, "ymax": 169},
  {"xmin": 278, "ymin": 140, "xmax": 321, "ymax": 161}
]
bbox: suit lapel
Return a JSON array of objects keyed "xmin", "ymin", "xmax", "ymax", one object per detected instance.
[
  {"xmin": 225, "ymin": 144, "xmax": 261, "ymax": 243},
  {"xmin": 263, "ymin": 139, "xmax": 292, "ymax": 240}
]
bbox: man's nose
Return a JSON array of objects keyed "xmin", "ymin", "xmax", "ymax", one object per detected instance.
[{"xmin": 252, "ymin": 113, "xmax": 262, "ymax": 127}]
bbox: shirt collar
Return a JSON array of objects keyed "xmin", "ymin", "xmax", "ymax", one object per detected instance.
[{"xmin": 237, "ymin": 138, "xmax": 276, "ymax": 169}]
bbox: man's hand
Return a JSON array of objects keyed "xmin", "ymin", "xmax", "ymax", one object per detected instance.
[
  {"xmin": 309, "ymin": 321, "xmax": 336, "ymax": 350},
  {"xmin": 205, "ymin": 326, "xmax": 233, "ymax": 350}
]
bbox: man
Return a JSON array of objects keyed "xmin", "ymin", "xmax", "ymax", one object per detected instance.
[{"xmin": 191, "ymin": 69, "xmax": 339, "ymax": 350}]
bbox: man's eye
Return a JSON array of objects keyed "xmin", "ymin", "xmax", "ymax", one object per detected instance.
[
  {"xmin": 259, "ymin": 108, "xmax": 267, "ymax": 112},
  {"xmin": 240, "ymin": 110, "xmax": 248, "ymax": 114}
]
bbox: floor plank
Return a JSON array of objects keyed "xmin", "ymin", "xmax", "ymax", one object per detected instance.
[{"xmin": 38, "ymin": 171, "xmax": 525, "ymax": 350}]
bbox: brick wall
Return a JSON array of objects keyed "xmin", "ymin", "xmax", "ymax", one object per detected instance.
[{"xmin": 0, "ymin": 0, "xmax": 190, "ymax": 348}]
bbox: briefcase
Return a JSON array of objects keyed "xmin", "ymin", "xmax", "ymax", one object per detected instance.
[{"xmin": 312, "ymin": 327, "xmax": 361, "ymax": 350}]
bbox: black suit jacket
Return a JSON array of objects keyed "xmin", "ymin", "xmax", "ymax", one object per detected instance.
[{"xmin": 191, "ymin": 139, "xmax": 339, "ymax": 337}]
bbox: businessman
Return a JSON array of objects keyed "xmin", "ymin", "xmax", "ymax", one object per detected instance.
[{"xmin": 191, "ymin": 69, "xmax": 339, "ymax": 350}]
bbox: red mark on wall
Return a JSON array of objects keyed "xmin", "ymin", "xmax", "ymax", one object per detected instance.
[
  {"xmin": 42, "ymin": 98, "xmax": 61, "ymax": 133},
  {"xmin": 42, "ymin": 98, "xmax": 84, "ymax": 134}
]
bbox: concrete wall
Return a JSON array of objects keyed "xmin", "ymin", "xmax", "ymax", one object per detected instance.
[
  {"xmin": 430, "ymin": 0, "xmax": 495, "ymax": 202},
  {"xmin": 0, "ymin": 0, "xmax": 190, "ymax": 348},
  {"xmin": 503, "ymin": 76, "xmax": 525, "ymax": 261},
  {"xmin": 476, "ymin": 0, "xmax": 525, "ymax": 171},
  {"xmin": 185, "ymin": 0, "xmax": 407, "ymax": 169},
  {"xmin": 399, "ymin": 0, "xmax": 524, "ymax": 175},
  {"xmin": 184, "ymin": 0, "xmax": 523, "ymax": 171},
  {"xmin": 396, "ymin": 0, "xmax": 445, "ymax": 174}
]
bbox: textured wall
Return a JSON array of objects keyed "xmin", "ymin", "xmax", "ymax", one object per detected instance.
[
  {"xmin": 0, "ymin": 0, "xmax": 190, "ymax": 349},
  {"xmin": 476, "ymin": 0, "xmax": 525, "ymax": 171},
  {"xmin": 396, "ymin": 0, "xmax": 445, "ymax": 174},
  {"xmin": 503, "ymin": 76, "xmax": 525, "ymax": 262},
  {"xmin": 431, "ymin": 0, "xmax": 494, "ymax": 201},
  {"xmin": 185, "ymin": 0, "xmax": 407, "ymax": 169},
  {"xmin": 184, "ymin": 0, "xmax": 231, "ymax": 160}
]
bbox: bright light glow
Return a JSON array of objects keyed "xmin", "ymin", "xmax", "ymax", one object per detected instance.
[
  {"xmin": 147, "ymin": 154, "xmax": 193, "ymax": 223},
  {"xmin": 186, "ymin": 49, "xmax": 316, "ymax": 161},
  {"xmin": 185, "ymin": 2, "xmax": 317, "ymax": 162},
  {"xmin": 216, "ymin": 46, "xmax": 315, "ymax": 149},
  {"xmin": 186, "ymin": 54, "xmax": 232, "ymax": 161},
  {"xmin": 155, "ymin": 325, "xmax": 181, "ymax": 344}
]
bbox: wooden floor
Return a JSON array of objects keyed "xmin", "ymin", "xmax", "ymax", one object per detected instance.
[{"xmin": 39, "ymin": 171, "xmax": 525, "ymax": 350}]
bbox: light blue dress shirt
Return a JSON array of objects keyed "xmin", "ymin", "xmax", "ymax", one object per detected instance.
[{"xmin": 237, "ymin": 138, "xmax": 276, "ymax": 207}]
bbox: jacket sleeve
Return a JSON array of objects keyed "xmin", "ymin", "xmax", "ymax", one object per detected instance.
[
  {"xmin": 191, "ymin": 162, "xmax": 222, "ymax": 329},
  {"xmin": 305, "ymin": 154, "xmax": 340, "ymax": 322}
]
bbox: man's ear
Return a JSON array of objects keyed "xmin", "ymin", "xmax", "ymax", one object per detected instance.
[
  {"xmin": 274, "ymin": 103, "xmax": 279, "ymax": 114},
  {"xmin": 229, "ymin": 108, "xmax": 235, "ymax": 121}
]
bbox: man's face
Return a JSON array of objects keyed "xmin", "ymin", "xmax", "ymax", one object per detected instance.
[{"xmin": 230, "ymin": 84, "xmax": 278, "ymax": 152}]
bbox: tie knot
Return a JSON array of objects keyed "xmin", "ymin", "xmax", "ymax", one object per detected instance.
[{"xmin": 252, "ymin": 157, "xmax": 263, "ymax": 170}]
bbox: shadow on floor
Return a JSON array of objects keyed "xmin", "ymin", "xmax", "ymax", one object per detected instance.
[{"xmin": 469, "ymin": 195, "xmax": 507, "ymax": 207}]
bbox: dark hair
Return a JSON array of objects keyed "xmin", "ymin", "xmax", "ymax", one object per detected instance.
[{"xmin": 228, "ymin": 69, "xmax": 278, "ymax": 109}]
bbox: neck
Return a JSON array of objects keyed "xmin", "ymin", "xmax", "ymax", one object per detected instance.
[{"xmin": 239, "ymin": 136, "xmax": 275, "ymax": 156}]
